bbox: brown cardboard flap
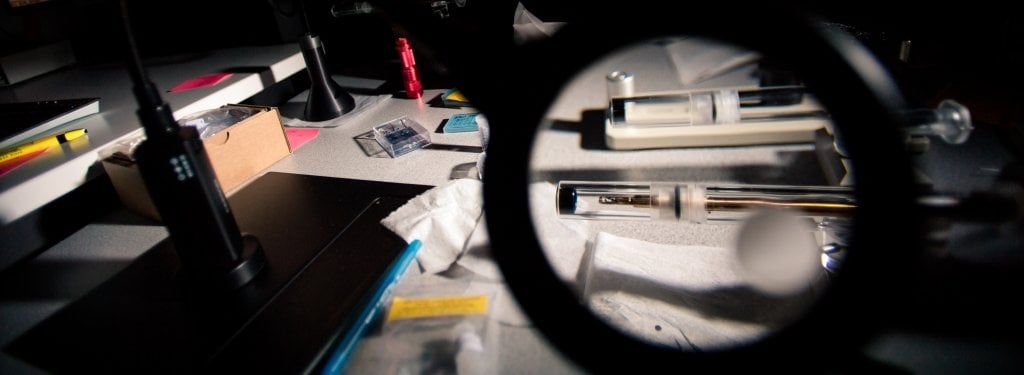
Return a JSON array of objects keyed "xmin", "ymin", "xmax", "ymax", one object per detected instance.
[{"xmin": 204, "ymin": 106, "xmax": 291, "ymax": 192}]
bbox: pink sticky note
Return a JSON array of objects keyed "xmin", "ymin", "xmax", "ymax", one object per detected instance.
[
  {"xmin": 285, "ymin": 128, "xmax": 319, "ymax": 151},
  {"xmin": 168, "ymin": 72, "xmax": 234, "ymax": 93}
]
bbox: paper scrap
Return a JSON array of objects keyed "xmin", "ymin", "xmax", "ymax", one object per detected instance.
[
  {"xmin": 168, "ymin": 72, "xmax": 234, "ymax": 93},
  {"xmin": 442, "ymin": 89, "xmax": 472, "ymax": 108},
  {"xmin": 285, "ymin": 128, "xmax": 319, "ymax": 151}
]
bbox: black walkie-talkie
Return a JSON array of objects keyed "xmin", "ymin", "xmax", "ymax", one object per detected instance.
[{"xmin": 120, "ymin": 0, "xmax": 264, "ymax": 292}]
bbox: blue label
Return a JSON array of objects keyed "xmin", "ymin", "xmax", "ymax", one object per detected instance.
[{"xmin": 443, "ymin": 113, "xmax": 479, "ymax": 133}]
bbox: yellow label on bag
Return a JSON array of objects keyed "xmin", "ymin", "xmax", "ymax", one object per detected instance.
[{"xmin": 386, "ymin": 294, "xmax": 488, "ymax": 321}]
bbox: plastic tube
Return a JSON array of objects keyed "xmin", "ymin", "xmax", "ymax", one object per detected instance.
[
  {"xmin": 608, "ymin": 89, "xmax": 974, "ymax": 148},
  {"xmin": 607, "ymin": 87, "xmax": 824, "ymax": 128}
]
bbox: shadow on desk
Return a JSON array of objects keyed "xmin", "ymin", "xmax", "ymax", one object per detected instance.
[
  {"xmin": 532, "ymin": 157, "xmax": 829, "ymax": 187},
  {"xmin": 5, "ymin": 172, "xmax": 433, "ymax": 374},
  {"xmin": 0, "ymin": 165, "xmax": 122, "ymax": 273},
  {"xmin": 242, "ymin": 71, "xmax": 391, "ymax": 113},
  {"xmin": 546, "ymin": 109, "xmax": 613, "ymax": 151},
  {"xmin": 0, "ymin": 258, "xmax": 133, "ymax": 303}
]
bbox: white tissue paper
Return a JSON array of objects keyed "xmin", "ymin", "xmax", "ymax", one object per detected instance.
[
  {"xmin": 662, "ymin": 37, "xmax": 761, "ymax": 86},
  {"xmin": 512, "ymin": 2, "xmax": 566, "ymax": 45},
  {"xmin": 381, "ymin": 178, "xmax": 483, "ymax": 274},
  {"xmin": 455, "ymin": 182, "xmax": 592, "ymax": 282},
  {"xmin": 454, "ymin": 213, "xmax": 502, "ymax": 281},
  {"xmin": 580, "ymin": 232, "xmax": 817, "ymax": 351},
  {"xmin": 381, "ymin": 179, "xmax": 591, "ymax": 282}
]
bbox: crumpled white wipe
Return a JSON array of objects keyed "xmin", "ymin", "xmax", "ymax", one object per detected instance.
[{"xmin": 381, "ymin": 178, "xmax": 483, "ymax": 274}]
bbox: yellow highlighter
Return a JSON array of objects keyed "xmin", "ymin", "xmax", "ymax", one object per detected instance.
[{"xmin": 0, "ymin": 128, "xmax": 88, "ymax": 164}]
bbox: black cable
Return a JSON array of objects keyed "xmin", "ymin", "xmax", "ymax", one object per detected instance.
[
  {"xmin": 296, "ymin": 0, "xmax": 312, "ymax": 34},
  {"xmin": 117, "ymin": 0, "xmax": 147, "ymax": 91},
  {"xmin": 267, "ymin": 0, "xmax": 298, "ymax": 17},
  {"xmin": 117, "ymin": 0, "xmax": 177, "ymax": 135}
]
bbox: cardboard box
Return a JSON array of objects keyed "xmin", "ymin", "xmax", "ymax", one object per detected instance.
[{"xmin": 102, "ymin": 105, "xmax": 292, "ymax": 220}]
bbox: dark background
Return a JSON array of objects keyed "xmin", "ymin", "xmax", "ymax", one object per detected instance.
[{"xmin": 2, "ymin": 0, "xmax": 1021, "ymax": 147}]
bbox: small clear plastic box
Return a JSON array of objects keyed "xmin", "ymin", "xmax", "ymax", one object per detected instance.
[{"xmin": 373, "ymin": 117, "xmax": 432, "ymax": 158}]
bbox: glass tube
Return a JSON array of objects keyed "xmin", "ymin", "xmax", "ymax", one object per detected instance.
[{"xmin": 557, "ymin": 181, "xmax": 855, "ymax": 224}]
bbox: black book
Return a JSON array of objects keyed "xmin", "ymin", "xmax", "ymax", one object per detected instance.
[{"xmin": 0, "ymin": 97, "xmax": 100, "ymax": 149}]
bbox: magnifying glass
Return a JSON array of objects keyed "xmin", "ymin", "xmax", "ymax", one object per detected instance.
[
  {"xmin": 479, "ymin": 5, "xmax": 922, "ymax": 373},
  {"xmin": 369, "ymin": 1, "xmax": 923, "ymax": 372}
]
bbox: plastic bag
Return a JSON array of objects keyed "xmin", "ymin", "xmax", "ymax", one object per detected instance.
[
  {"xmin": 177, "ymin": 106, "xmax": 260, "ymax": 139},
  {"xmin": 344, "ymin": 278, "xmax": 500, "ymax": 374},
  {"xmin": 100, "ymin": 106, "xmax": 261, "ymax": 161}
]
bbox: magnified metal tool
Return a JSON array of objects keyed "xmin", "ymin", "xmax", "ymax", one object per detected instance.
[
  {"xmin": 901, "ymin": 99, "xmax": 973, "ymax": 145},
  {"xmin": 557, "ymin": 181, "xmax": 855, "ymax": 223},
  {"xmin": 835, "ymin": 99, "xmax": 973, "ymax": 157},
  {"xmin": 556, "ymin": 180, "xmax": 1017, "ymax": 224}
]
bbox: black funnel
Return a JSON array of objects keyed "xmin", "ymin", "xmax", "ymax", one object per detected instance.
[{"xmin": 299, "ymin": 33, "xmax": 355, "ymax": 122}]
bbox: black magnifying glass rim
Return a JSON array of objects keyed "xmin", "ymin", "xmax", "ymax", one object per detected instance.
[{"xmin": 482, "ymin": 4, "xmax": 923, "ymax": 373}]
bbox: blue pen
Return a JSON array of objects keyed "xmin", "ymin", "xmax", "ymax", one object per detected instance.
[{"xmin": 320, "ymin": 239, "xmax": 422, "ymax": 375}]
